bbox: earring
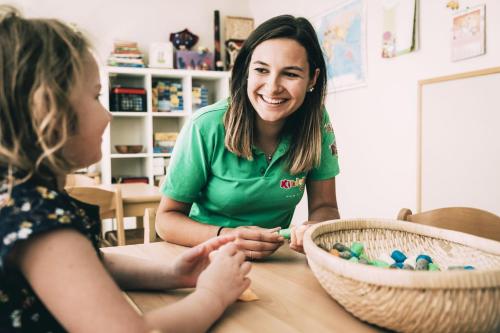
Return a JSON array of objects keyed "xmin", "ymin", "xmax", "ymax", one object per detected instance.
[{"xmin": 308, "ymin": 86, "xmax": 314, "ymax": 92}]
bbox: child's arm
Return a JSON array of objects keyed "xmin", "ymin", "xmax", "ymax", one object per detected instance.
[
  {"xmin": 100, "ymin": 235, "xmax": 236, "ymax": 290},
  {"xmin": 11, "ymin": 228, "xmax": 250, "ymax": 333}
]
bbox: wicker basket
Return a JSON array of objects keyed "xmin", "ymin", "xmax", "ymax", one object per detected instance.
[{"xmin": 303, "ymin": 219, "xmax": 500, "ymax": 333}]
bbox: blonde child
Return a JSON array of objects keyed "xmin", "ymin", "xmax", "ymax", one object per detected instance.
[{"xmin": 0, "ymin": 6, "xmax": 251, "ymax": 332}]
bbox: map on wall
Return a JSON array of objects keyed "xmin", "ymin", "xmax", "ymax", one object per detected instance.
[{"xmin": 313, "ymin": 0, "xmax": 367, "ymax": 93}]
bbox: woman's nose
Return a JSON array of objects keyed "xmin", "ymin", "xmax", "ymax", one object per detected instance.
[{"xmin": 264, "ymin": 74, "xmax": 282, "ymax": 94}]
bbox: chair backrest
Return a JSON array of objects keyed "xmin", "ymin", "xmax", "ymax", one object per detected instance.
[
  {"xmin": 66, "ymin": 174, "xmax": 99, "ymax": 187},
  {"xmin": 65, "ymin": 186, "xmax": 126, "ymax": 246},
  {"xmin": 144, "ymin": 207, "xmax": 157, "ymax": 244},
  {"xmin": 397, "ymin": 207, "xmax": 500, "ymax": 242}
]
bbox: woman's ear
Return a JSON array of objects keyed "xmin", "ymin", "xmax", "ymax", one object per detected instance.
[{"xmin": 309, "ymin": 68, "xmax": 320, "ymax": 90}]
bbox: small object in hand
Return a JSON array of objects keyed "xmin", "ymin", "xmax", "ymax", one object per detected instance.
[
  {"xmin": 333, "ymin": 242, "xmax": 349, "ymax": 252},
  {"xmin": 350, "ymin": 242, "xmax": 364, "ymax": 257},
  {"xmin": 238, "ymin": 288, "xmax": 259, "ymax": 302},
  {"xmin": 278, "ymin": 228, "xmax": 291, "ymax": 239},
  {"xmin": 329, "ymin": 249, "xmax": 340, "ymax": 257},
  {"xmin": 339, "ymin": 250, "xmax": 352, "ymax": 260},
  {"xmin": 391, "ymin": 250, "xmax": 407, "ymax": 263},
  {"xmin": 428, "ymin": 263, "xmax": 441, "ymax": 271},
  {"xmin": 416, "ymin": 254, "xmax": 433, "ymax": 270}
]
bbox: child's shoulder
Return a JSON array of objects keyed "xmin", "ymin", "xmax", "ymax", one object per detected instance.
[{"xmin": 0, "ymin": 179, "xmax": 100, "ymax": 259}]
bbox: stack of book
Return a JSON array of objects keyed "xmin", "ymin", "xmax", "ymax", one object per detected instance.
[
  {"xmin": 108, "ymin": 41, "xmax": 145, "ymax": 68},
  {"xmin": 153, "ymin": 132, "xmax": 178, "ymax": 154}
]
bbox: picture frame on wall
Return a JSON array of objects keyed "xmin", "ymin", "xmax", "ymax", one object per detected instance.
[
  {"xmin": 225, "ymin": 16, "xmax": 254, "ymax": 40},
  {"xmin": 312, "ymin": 0, "xmax": 367, "ymax": 93},
  {"xmin": 451, "ymin": 4, "xmax": 486, "ymax": 62}
]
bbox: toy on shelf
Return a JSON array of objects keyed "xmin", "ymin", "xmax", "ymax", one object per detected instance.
[
  {"xmin": 110, "ymin": 87, "xmax": 146, "ymax": 112},
  {"xmin": 152, "ymin": 80, "xmax": 183, "ymax": 112},
  {"xmin": 170, "ymin": 28, "xmax": 199, "ymax": 50},
  {"xmin": 192, "ymin": 84, "xmax": 209, "ymax": 110},
  {"xmin": 175, "ymin": 48, "xmax": 213, "ymax": 70},
  {"xmin": 225, "ymin": 39, "xmax": 244, "ymax": 70}
]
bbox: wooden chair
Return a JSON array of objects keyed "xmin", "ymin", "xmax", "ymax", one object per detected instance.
[
  {"xmin": 65, "ymin": 186, "xmax": 126, "ymax": 246},
  {"xmin": 397, "ymin": 207, "xmax": 500, "ymax": 242},
  {"xmin": 143, "ymin": 207, "xmax": 158, "ymax": 244},
  {"xmin": 66, "ymin": 174, "xmax": 99, "ymax": 187}
]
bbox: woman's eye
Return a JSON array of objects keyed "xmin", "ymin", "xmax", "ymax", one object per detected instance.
[
  {"xmin": 253, "ymin": 68, "xmax": 268, "ymax": 74},
  {"xmin": 285, "ymin": 72, "xmax": 299, "ymax": 78}
]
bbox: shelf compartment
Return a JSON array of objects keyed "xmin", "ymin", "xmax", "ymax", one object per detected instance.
[
  {"xmin": 111, "ymin": 153, "xmax": 148, "ymax": 158},
  {"xmin": 110, "ymin": 117, "xmax": 148, "ymax": 154},
  {"xmin": 111, "ymin": 158, "xmax": 148, "ymax": 183}
]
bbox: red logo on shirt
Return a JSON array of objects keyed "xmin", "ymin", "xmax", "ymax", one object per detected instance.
[{"xmin": 280, "ymin": 177, "xmax": 306, "ymax": 191}]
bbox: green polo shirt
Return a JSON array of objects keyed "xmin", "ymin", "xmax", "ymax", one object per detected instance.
[{"xmin": 161, "ymin": 99, "xmax": 339, "ymax": 229}]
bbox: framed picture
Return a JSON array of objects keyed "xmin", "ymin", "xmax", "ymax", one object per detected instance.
[
  {"xmin": 225, "ymin": 16, "xmax": 254, "ymax": 40},
  {"xmin": 451, "ymin": 5, "xmax": 485, "ymax": 62},
  {"xmin": 312, "ymin": 0, "xmax": 367, "ymax": 93},
  {"xmin": 149, "ymin": 42, "xmax": 173, "ymax": 68}
]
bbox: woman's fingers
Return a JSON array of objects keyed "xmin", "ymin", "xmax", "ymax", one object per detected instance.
[
  {"xmin": 244, "ymin": 249, "xmax": 275, "ymax": 260},
  {"xmin": 236, "ymin": 239, "xmax": 282, "ymax": 252},
  {"xmin": 237, "ymin": 228, "xmax": 283, "ymax": 243},
  {"xmin": 240, "ymin": 261, "xmax": 252, "ymax": 275}
]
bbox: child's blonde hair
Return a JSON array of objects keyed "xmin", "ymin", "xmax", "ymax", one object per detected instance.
[{"xmin": 0, "ymin": 5, "xmax": 91, "ymax": 182}]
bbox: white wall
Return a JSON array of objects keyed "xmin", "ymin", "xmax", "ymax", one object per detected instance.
[
  {"xmin": 10, "ymin": 0, "xmax": 251, "ymax": 64},
  {"xmin": 247, "ymin": 0, "xmax": 500, "ymax": 222},
  {"xmin": 10, "ymin": 0, "xmax": 499, "ymax": 223}
]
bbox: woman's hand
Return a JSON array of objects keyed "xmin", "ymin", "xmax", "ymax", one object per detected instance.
[
  {"xmin": 171, "ymin": 235, "xmax": 236, "ymax": 288},
  {"xmin": 195, "ymin": 242, "xmax": 251, "ymax": 310},
  {"xmin": 289, "ymin": 224, "xmax": 311, "ymax": 254},
  {"xmin": 222, "ymin": 226, "xmax": 284, "ymax": 260}
]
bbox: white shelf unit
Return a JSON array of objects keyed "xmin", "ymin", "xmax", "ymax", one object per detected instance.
[{"xmin": 99, "ymin": 66, "xmax": 230, "ymax": 185}]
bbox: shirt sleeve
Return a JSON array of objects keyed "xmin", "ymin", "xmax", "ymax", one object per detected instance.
[
  {"xmin": 162, "ymin": 117, "xmax": 211, "ymax": 203},
  {"xmin": 307, "ymin": 109, "xmax": 340, "ymax": 180},
  {"xmin": 0, "ymin": 186, "xmax": 95, "ymax": 273}
]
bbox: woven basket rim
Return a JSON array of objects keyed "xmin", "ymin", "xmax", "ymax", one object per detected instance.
[{"xmin": 303, "ymin": 218, "xmax": 500, "ymax": 289}]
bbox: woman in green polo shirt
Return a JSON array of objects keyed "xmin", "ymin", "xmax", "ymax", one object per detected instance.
[{"xmin": 157, "ymin": 15, "xmax": 340, "ymax": 260}]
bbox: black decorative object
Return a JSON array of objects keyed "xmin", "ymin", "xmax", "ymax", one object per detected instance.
[
  {"xmin": 214, "ymin": 10, "xmax": 224, "ymax": 71},
  {"xmin": 169, "ymin": 29, "xmax": 199, "ymax": 50}
]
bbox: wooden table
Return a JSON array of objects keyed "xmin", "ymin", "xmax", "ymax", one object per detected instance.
[
  {"xmin": 102, "ymin": 242, "xmax": 385, "ymax": 333},
  {"xmin": 98, "ymin": 183, "xmax": 161, "ymax": 218}
]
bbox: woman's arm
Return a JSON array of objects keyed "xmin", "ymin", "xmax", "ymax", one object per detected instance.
[
  {"xmin": 11, "ymin": 228, "xmax": 249, "ymax": 333},
  {"xmin": 156, "ymin": 196, "xmax": 220, "ymax": 246},
  {"xmin": 306, "ymin": 177, "xmax": 340, "ymax": 222},
  {"xmin": 289, "ymin": 178, "xmax": 340, "ymax": 253},
  {"xmin": 157, "ymin": 196, "xmax": 284, "ymax": 259}
]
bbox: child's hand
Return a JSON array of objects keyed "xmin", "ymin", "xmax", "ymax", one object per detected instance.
[
  {"xmin": 222, "ymin": 226, "xmax": 284, "ymax": 260},
  {"xmin": 289, "ymin": 224, "xmax": 311, "ymax": 254},
  {"xmin": 171, "ymin": 235, "xmax": 236, "ymax": 288},
  {"xmin": 196, "ymin": 242, "xmax": 251, "ymax": 310}
]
